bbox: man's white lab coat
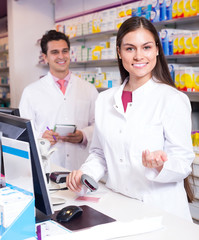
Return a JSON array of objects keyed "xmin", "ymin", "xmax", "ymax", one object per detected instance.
[
  {"xmin": 19, "ymin": 72, "xmax": 98, "ymax": 170},
  {"xmin": 81, "ymin": 78, "xmax": 195, "ymax": 221}
]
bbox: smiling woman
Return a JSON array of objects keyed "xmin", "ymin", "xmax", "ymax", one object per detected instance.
[
  {"xmin": 116, "ymin": 17, "xmax": 173, "ymax": 88},
  {"xmin": 117, "ymin": 28, "xmax": 158, "ymax": 91},
  {"xmin": 66, "ymin": 16, "xmax": 195, "ymax": 222}
]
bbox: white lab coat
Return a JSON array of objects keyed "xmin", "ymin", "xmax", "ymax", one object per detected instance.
[
  {"xmin": 19, "ymin": 72, "xmax": 98, "ymax": 170},
  {"xmin": 81, "ymin": 78, "xmax": 195, "ymax": 221}
]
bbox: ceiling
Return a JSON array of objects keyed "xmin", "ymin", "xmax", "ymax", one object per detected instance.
[{"xmin": 0, "ymin": 0, "xmax": 7, "ymax": 18}]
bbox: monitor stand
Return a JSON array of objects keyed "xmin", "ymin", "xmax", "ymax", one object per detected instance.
[
  {"xmin": 48, "ymin": 181, "xmax": 66, "ymax": 206},
  {"xmin": 36, "ymin": 208, "xmax": 51, "ymax": 223}
]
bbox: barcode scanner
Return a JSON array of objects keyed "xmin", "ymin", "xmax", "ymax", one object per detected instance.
[{"xmin": 81, "ymin": 174, "xmax": 98, "ymax": 192}]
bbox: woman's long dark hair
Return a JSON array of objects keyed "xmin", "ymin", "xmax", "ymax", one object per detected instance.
[
  {"xmin": 116, "ymin": 16, "xmax": 194, "ymax": 203},
  {"xmin": 116, "ymin": 16, "xmax": 174, "ymax": 87}
]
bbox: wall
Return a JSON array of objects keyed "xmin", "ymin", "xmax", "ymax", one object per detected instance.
[
  {"xmin": 7, "ymin": 0, "xmax": 54, "ymax": 108},
  {"xmin": 55, "ymin": 0, "xmax": 137, "ymax": 21},
  {"xmin": 55, "ymin": 0, "xmax": 121, "ymax": 21}
]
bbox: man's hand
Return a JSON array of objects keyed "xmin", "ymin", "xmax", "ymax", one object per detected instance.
[
  {"xmin": 60, "ymin": 130, "xmax": 83, "ymax": 143},
  {"xmin": 42, "ymin": 129, "xmax": 59, "ymax": 145}
]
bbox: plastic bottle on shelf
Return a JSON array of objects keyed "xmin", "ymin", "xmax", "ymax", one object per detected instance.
[{"xmin": 95, "ymin": 68, "xmax": 104, "ymax": 88}]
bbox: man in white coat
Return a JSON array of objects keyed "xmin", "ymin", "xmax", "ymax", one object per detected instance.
[{"xmin": 19, "ymin": 30, "xmax": 98, "ymax": 171}]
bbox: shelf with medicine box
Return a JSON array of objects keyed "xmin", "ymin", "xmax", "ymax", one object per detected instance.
[
  {"xmin": 68, "ymin": 15, "xmax": 199, "ymax": 43},
  {"xmin": 69, "ymin": 54, "xmax": 199, "ymax": 68},
  {"xmin": 0, "ymin": 84, "xmax": 9, "ymax": 87},
  {"xmin": 68, "ymin": 30, "xmax": 115, "ymax": 43},
  {"xmin": 183, "ymin": 92, "xmax": 199, "ymax": 102},
  {"xmin": 0, "ymin": 98, "xmax": 10, "ymax": 107},
  {"xmin": 0, "ymin": 34, "xmax": 10, "ymax": 107},
  {"xmin": 70, "ymin": 58, "xmax": 118, "ymax": 68},
  {"xmin": 70, "ymin": 29, "xmax": 117, "ymax": 43},
  {"xmin": 56, "ymin": 6, "xmax": 199, "ymax": 93},
  {"xmin": 68, "ymin": 16, "xmax": 199, "ymax": 68},
  {"xmin": 153, "ymin": 15, "xmax": 199, "ymax": 29},
  {"xmin": 0, "ymin": 67, "xmax": 9, "ymax": 72},
  {"xmin": 166, "ymin": 54, "xmax": 199, "ymax": 64}
]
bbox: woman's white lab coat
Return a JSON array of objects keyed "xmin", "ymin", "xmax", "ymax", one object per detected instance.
[
  {"xmin": 19, "ymin": 72, "xmax": 98, "ymax": 170},
  {"xmin": 80, "ymin": 78, "xmax": 195, "ymax": 221}
]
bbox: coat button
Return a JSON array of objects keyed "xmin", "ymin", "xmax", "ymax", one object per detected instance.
[
  {"xmin": 120, "ymin": 158, "xmax": 123, "ymax": 162},
  {"xmin": 67, "ymin": 154, "xmax": 69, "ymax": 157}
]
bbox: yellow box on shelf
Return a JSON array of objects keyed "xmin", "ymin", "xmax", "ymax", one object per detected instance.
[
  {"xmin": 192, "ymin": 30, "xmax": 199, "ymax": 54},
  {"xmin": 184, "ymin": 0, "xmax": 191, "ymax": 17},
  {"xmin": 190, "ymin": 0, "xmax": 198, "ymax": 16},
  {"xmin": 193, "ymin": 68, "xmax": 199, "ymax": 91},
  {"xmin": 184, "ymin": 31, "xmax": 193, "ymax": 54},
  {"xmin": 91, "ymin": 46, "xmax": 104, "ymax": 60},
  {"xmin": 95, "ymin": 68, "xmax": 106, "ymax": 88}
]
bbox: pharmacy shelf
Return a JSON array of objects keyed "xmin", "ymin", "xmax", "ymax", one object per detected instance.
[
  {"xmin": 69, "ymin": 15, "xmax": 199, "ymax": 43},
  {"xmin": 70, "ymin": 29, "xmax": 117, "ymax": 43},
  {"xmin": 183, "ymin": 91, "xmax": 199, "ymax": 102},
  {"xmin": 0, "ymin": 84, "xmax": 9, "ymax": 87},
  {"xmin": 0, "ymin": 31, "xmax": 8, "ymax": 39},
  {"xmin": 154, "ymin": 15, "xmax": 199, "ymax": 28},
  {"xmin": 70, "ymin": 58, "xmax": 118, "ymax": 68},
  {"xmin": 166, "ymin": 54, "xmax": 199, "ymax": 64},
  {"xmin": 97, "ymin": 88, "xmax": 108, "ymax": 92},
  {"xmin": 0, "ymin": 50, "xmax": 8, "ymax": 55},
  {"xmin": 69, "ymin": 55, "xmax": 199, "ymax": 68},
  {"xmin": 0, "ymin": 98, "xmax": 10, "ymax": 105},
  {"xmin": 0, "ymin": 67, "xmax": 9, "ymax": 72}
]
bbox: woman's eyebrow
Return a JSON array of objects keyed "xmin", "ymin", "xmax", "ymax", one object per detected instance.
[{"xmin": 122, "ymin": 41, "xmax": 155, "ymax": 47}]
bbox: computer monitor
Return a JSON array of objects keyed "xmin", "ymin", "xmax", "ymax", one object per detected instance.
[
  {"xmin": 0, "ymin": 107, "xmax": 20, "ymax": 176},
  {"xmin": 0, "ymin": 107, "xmax": 20, "ymax": 116},
  {"xmin": 0, "ymin": 113, "xmax": 54, "ymax": 222}
]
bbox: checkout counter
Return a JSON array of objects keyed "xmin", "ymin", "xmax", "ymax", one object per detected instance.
[{"xmin": 48, "ymin": 166, "xmax": 199, "ymax": 240}]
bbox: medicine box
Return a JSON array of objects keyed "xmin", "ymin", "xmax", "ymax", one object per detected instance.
[{"xmin": 0, "ymin": 184, "xmax": 35, "ymax": 240}]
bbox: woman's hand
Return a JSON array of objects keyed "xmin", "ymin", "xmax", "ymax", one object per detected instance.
[
  {"xmin": 142, "ymin": 150, "xmax": 167, "ymax": 172},
  {"xmin": 66, "ymin": 170, "xmax": 83, "ymax": 192}
]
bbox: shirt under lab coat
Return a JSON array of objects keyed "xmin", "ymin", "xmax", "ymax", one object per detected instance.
[
  {"xmin": 19, "ymin": 72, "xmax": 98, "ymax": 170},
  {"xmin": 81, "ymin": 78, "xmax": 195, "ymax": 221}
]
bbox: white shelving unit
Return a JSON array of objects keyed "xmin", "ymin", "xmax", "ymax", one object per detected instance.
[{"xmin": 0, "ymin": 32, "xmax": 10, "ymax": 107}]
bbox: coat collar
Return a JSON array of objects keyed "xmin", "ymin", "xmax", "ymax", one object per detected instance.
[{"xmin": 113, "ymin": 77, "xmax": 157, "ymax": 114}]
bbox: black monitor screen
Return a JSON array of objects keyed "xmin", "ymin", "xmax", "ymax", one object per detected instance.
[
  {"xmin": 0, "ymin": 107, "xmax": 20, "ymax": 175},
  {"xmin": 0, "ymin": 113, "xmax": 53, "ymax": 221},
  {"xmin": 0, "ymin": 107, "xmax": 20, "ymax": 116}
]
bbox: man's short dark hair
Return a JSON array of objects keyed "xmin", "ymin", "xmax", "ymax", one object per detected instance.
[{"xmin": 40, "ymin": 30, "xmax": 70, "ymax": 55}]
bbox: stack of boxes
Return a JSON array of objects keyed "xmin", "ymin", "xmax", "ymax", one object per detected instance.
[
  {"xmin": 169, "ymin": 64, "xmax": 199, "ymax": 92},
  {"xmin": 0, "ymin": 184, "xmax": 35, "ymax": 240},
  {"xmin": 0, "ymin": 36, "xmax": 9, "ymax": 106},
  {"xmin": 160, "ymin": 28, "xmax": 199, "ymax": 56},
  {"xmin": 73, "ymin": 69, "xmax": 120, "ymax": 89},
  {"xmin": 0, "ymin": 36, "xmax": 8, "ymax": 69},
  {"xmin": 53, "ymin": 1, "xmax": 199, "ymax": 90},
  {"xmin": 190, "ymin": 133, "xmax": 199, "ymax": 221}
]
